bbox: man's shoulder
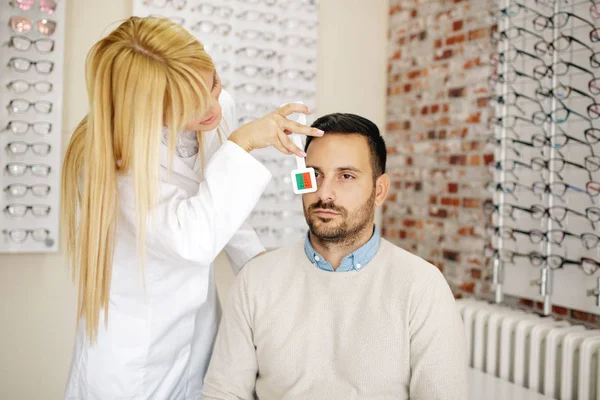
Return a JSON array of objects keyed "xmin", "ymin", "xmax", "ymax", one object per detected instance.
[
  {"xmin": 379, "ymin": 239, "xmax": 447, "ymax": 286},
  {"xmin": 238, "ymin": 240, "xmax": 305, "ymax": 280}
]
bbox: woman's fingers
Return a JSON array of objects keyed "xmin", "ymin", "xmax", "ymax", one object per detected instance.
[
  {"xmin": 276, "ymin": 103, "xmax": 311, "ymax": 117},
  {"xmin": 278, "ymin": 130, "xmax": 305, "ymax": 157}
]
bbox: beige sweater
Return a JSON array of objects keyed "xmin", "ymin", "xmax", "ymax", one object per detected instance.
[{"xmin": 202, "ymin": 239, "xmax": 468, "ymax": 400}]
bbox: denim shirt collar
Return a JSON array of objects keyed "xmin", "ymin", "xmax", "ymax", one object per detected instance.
[{"xmin": 304, "ymin": 227, "xmax": 381, "ymax": 272}]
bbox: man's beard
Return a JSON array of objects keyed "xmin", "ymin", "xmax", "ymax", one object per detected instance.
[{"xmin": 304, "ymin": 188, "xmax": 376, "ymax": 245}]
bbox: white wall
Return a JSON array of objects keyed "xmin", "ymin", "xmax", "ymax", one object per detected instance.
[{"xmin": 0, "ymin": 0, "xmax": 389, "ymax": 398}]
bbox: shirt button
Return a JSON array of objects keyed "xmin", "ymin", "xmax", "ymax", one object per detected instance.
[
  {"xmin": 356, "ymin": 263, "xmax": 362, "ymax": 269},
  {"xmin": 315, "ymin": 256, "xmax": 320, "ymax": 261}
]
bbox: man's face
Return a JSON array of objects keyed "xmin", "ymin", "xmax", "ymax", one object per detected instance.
[{"xmin": 303, "ymin": 134, "xmax": 382, "ymax": 243}]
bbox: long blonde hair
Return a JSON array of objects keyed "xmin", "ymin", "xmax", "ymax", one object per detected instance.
[{"xmin": 61, "ymin": 16, "xmax": 215, "ymax": 343}]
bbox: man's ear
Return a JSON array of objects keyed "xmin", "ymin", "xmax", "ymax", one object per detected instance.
[{"xmin": 375, "ymin": 173, "xmax": 390, "ymax": 206}]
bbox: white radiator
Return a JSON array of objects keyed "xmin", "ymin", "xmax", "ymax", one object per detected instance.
[{"xmin": 457, "ymin": 298, "xmax": 600, "ymax": 399}]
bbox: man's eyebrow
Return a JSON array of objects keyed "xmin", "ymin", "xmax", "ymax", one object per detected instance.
[{"xmin": 307, "ymin": 165, "xmax": 363, "ymax": 173}]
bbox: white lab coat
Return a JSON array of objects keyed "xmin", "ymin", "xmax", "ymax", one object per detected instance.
[{"xmin": 64, "ymin": 90, "xmax": 271, "ymax": 399}]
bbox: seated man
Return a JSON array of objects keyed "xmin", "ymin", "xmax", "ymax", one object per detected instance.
[{"xmin": 202, "ymin": 113, "xmax": 468, "ymax": 400}]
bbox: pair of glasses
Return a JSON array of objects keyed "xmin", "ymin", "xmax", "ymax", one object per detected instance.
[
  {"xmin": 278, "ymin": 54, "xmax": 316, "ymax": 65},
  {"xmin": 235, "ymin": 47, "xmax": 276, "ymax": 60},
  {"xmin": 7, "ymin": 99, "xmax": 52, "ymax": 114},
  {"xmin": 486, "ymin": 224, "xmax": 599, "ymax": 249},
  {"xmin": 484, "ymin": 244, "xmax": 537, "ymax": 265},
  {"xmin": 191, "ymin": 21, "xmax": 232, "ymax": 35},
  {"xmin": 238, "ymin": 102, "xmax": 275, "ymax": 115},
  {"xmin": 236, "ymin": 65, "xmax": 275, "ymax": 79},
  {"xmin": 532, "ymin": 99, "xmax": 598, "ymax": 126},
  {"xmin": 234, "ymin": 83, "xmax": 275, "ymax": 95},
  {"xmin": 536, "ymin": 84, "xmax": 598, "ymax": 107},
  {"xmin": 491, "ymin": 45, "xmax": 546, "ymax": 66},
  {"xmin": 489, "ymin": 159, "xmax": 534, "ymax": 180},
  {"xmin": 9, "ymin": 16, "xmax": 56, "ymax": 36},
  {"xmin": 279, "ymin": 69, "xmax": 316, "ymax": 81},
  {"xmin": 543, "ymin": 230, "xmax": 600, "ymax": 249},
  {"xmin": 537, "ymin": 35, "xmax": 600, "ymax": 67},
  {"xmin": 238, "ymin": 0, "xmax": 277, "ymax": 5},
  {"xmin": 490, "ymin": 90, "xmax": 544, "ymax": 115},
  {"xmin": 4, "ymin": 204, "xmax": 51, "ymax": 217},
  {"xmin": 236, "ymin": 10, "xmax": 277, "ymax": 23},
  {"xmin": 3, "ymin": 228, "xmax": 50, "ymax": 243},
  {"xmin": 533, "ymin": 60, "xmax": 599, "ymax": 92},
  {"xmin": 279, "ymin": 35, "xmax": 317, "ymax": 47},
  {"xmin": 492, "ymin": 2, "xmax": 548, "ymax": 19},
  {"xmin": 6, "ymin": 80, "xmax": 52, "ymax": 94},
  {"xmin": 237, "ymin": 30, "xmax": 275, "ymax": 41},
  {"xmin": 484, "ymin": 200, "xmax": 600, "ymax": 229},
  {"xmin": 7, "ymin": 57, "xmax": 54, "ymax": 74},
  {"xmin": 485, "ymin": 180, "xmax": 532, "ymax": 200},
  {"xmin": 6, "ymin": 141, "xmax": 51, "ymax": 156},
  {"xmin": 532, "ymin": 180, "xmax": 599, "ymax": 203},
  {"xmin": 530, "ymin": 156, "xmax": 600, "ymax": 181},
  {"xmin": 5, "ymin": 163, "xmax": 51, "ymax": 177},
  {"xmin": 192, "ymin": 3, "xmax": 233, "ymax": 18},
  {"xmin": 489, "ymin": 65, "xmax": 544, "ymax": 88},
  {"xmin": 2, "ymin": 121, "xmax": 52, "ymax": 136},
  {"xmin": 533, "ymin": 11, "xmax": 600, "ymax": 43},
  {"xmin": 251, "ymin": 209, "xmax": 304, "ymax": 219},
  {"xmin": 279, "ymin": 18, "xmax": 318, "ymax": 30},
  {"xmin": 4, "ymin": 184, "xmax": 51, "ymax": 198},
  {"xmin": 6, "ymin": 36, "xmax": 55, "ymax": 53},
  {"xmin": 529, "ymin": 255, "xmax": 600, "ymax": 275},
  {"xmin": 10, "ymin": 0, "xmax": 56, "ymax": 13},
  {"xmin": 143, "ymin": 0, "xmax": 186, "ymax": 9},
  {"xmin": 278, "ymin": 87, "xmax": 316, "ymax": 98}
]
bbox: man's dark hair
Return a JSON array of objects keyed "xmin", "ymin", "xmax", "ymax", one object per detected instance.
[{"xmin": 305, "ymin": 113, "xmax": 386, "ymax": 178}]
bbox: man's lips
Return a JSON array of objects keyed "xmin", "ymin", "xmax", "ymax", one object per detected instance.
[{"xmin": 312, "ymin": 209, "xmax": 340, "ymax": 217}]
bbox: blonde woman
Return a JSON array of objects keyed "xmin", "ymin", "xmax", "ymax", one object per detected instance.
[{"xmin": 62, "ymin": 16, "xmax": 322, "ymax": 399}]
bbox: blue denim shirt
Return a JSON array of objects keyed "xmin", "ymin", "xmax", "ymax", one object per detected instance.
[{"xmin": 304, "ymin": 227, "xmax": 381, "ymax": 272}]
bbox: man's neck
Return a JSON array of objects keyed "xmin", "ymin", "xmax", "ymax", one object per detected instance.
[{"xmin": 309, "ymin": 224, "xmax": 375, "ymax": 270}]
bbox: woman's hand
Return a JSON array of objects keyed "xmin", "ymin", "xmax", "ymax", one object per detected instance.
[{"xmin": 228, "ymin": 103, "xmax": 324, "ymax": 157}]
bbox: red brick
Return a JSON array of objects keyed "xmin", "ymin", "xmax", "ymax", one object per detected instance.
[
  {"xmin": 410, "ymin": 9, "xmax": 417, "ymax": 18},
  {"xmin": 448, "ymin": 87, "xmax": 466, "ymax": 98},
  {"xmin": 483, "ymin": 153, "xmax": 494, "ymax": 165},
  {"xmin": 453, "ymin": 20, "xmax": 464, "ymax": 31},
  {"xmin": 434, "ymin": 38, "xmax": 443, "ymax": 49},
  {"xmin": 442, "ymin": 104, "xmax": 449, "ymax": 113},
  {"xmin": 443, "ymin": 250, "xmax": 461, "ymax": 262},
  {"xmin": 519, "ymin": 299, "xmax": 534, "ymax": 308},
  {"xmin": 460, "ymin": 282, "xmax": 475, "ymax": 293},
  {"xmin": 446, "ymin": 34, "xmax": 466, "ymax": 46},
  {"xmin": 399, "ymin": 230, "xmax": 407, "ymax": 239},
  {"xmin": 469, "ymin": 154, "xmax": 481, "ymax": 166},
  {"xmin": 404, "ymin": 83, "xmax": 412, "ymax": 93},
  {"xmin": 553, "ymin": 306, "xmax": 569, "ymax": 316},
  {"xmin": 466, "ymin": 112, "xmax": 481, "ymax": 123},
  {"xmin": 441, "ymin": 197, "xmax": 461, "ymax": 207},
  {"xmin": 572, "ymin": 310, "xmax": 597, "ymax": 323},
  {"xmin": 477, "ymin": 97, "xmax": 488, "ymax": 108},
  {"xmin": 429, "ymin": 195, "xmax": 438, "ymax": 205},
  {"xmin": 462, "ymin": 198, "xmax": 481, "ymax": 208},
  {"xmin": 448, "ymin": 183, "xmax": 458, "ymax": 193},
  {"xmin": 469, "ymin": 27, "xmax": 489, "ymax": 41},
  {"xmin": 407, "ymin": 70, "xmax": 422, "ymax": 80},
  {"xmin": 463, "ymin": 57, "xmax": 481, "ymax": 69},
  {"xmin": 391, "ymin": 50, "xmax": 402, "ymax": 60},
  {"xmin": 434, "ymin": 49, "xmax": 453, "ymax": 61},
  {"xmin": 449, "ymin": 155, "xmax": 467, "ymax": 165},
  {"xmin": 458, "ymin": 226, "xmax": 475, "ymax": 236},
  {"xmin": 429, "ymin": 208, "xmax": 448, "ymax": 218},
  {"xmin": 403, "ymin": 219, "xmax": 417, "ymax": 228},
  {"xmin": 471, "ymin": 268, "xmax": 482, "ymax": 279}
]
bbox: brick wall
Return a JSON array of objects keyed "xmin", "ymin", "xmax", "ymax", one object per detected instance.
[{"xmin": 382, "ymin": 0, "xmax": 600, "ymax": 327}]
